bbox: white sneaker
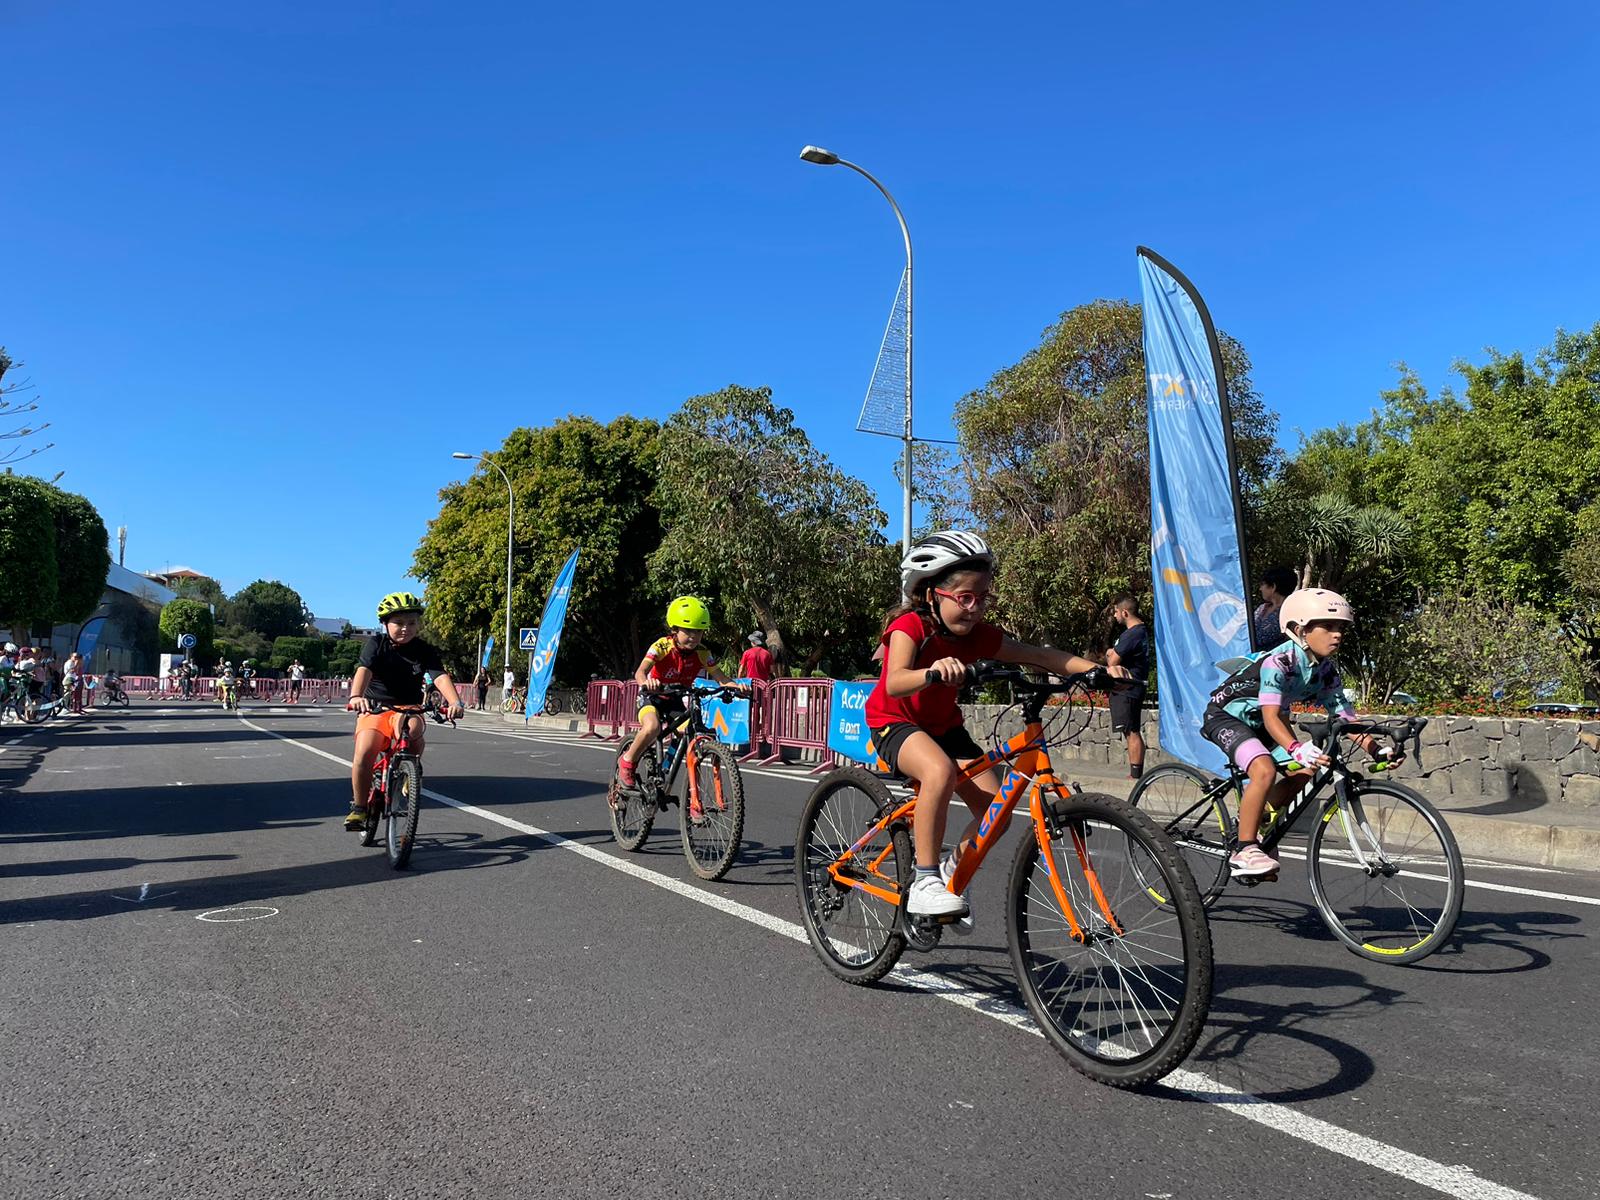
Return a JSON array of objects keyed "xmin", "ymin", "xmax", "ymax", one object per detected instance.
[
  {"xmin": 907, "ymin": 874, "xmax": 969, "ymax": 917},
  {"xmin": 939, "ymin": 852, "xmax": 975, "ymax": 935}
]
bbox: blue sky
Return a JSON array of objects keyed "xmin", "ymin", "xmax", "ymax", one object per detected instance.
[{"xmin": 4, "ymin": 3, "xmax": 1597, "ymax": 624}]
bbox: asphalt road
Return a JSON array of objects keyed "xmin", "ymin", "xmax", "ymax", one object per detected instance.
[{"xmin": 3, "ymin": 704, "xmax": 1597, "ymax": 1200}]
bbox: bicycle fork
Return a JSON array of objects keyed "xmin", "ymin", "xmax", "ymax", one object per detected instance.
[{"xmin": 1031, "ymin": 783, "xmax": 1125, "ymax": 943}]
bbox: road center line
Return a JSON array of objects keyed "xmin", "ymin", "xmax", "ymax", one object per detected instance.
[{"xmin": 245, "ymin": 714, "xmax": 1539, "ymax": 1200}]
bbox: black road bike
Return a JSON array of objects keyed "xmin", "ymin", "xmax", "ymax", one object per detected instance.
[{"xmin": 1129, "ymin": 717, "xmax": 1464, "ymax": 964}]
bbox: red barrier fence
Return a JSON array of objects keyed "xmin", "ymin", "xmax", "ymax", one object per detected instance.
[
  {"xmin": 582, "ymin": 677, "xmax": 841, "ymax": 771},
  {"xmin": 119, "ymin": 676, "xmax": 351, "ymax": 705},
  {"xmin": 583, "ymin": 679, "xmax": 638, "ymax": 741}
]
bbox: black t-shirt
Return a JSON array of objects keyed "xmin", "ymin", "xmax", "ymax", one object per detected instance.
[
  {"xmin": 1114, "ymin": 622, "xmax": 1149, "ymax": 684},
  {"xmin": 358, "ymin": 634, "xmax": 445, "ymax": 706}
]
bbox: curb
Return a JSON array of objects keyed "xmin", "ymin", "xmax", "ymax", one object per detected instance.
[{"xmin": 1049, "ymin": 762, "xmax": 1600, "ymax": 873}]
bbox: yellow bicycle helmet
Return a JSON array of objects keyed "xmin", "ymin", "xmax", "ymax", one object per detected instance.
[
  {"xmin": 666, "ymin": 595, "xmax": 711, "ymax": 630},
  {"xmin": 377, "ymin": 591, "xmax": 425, "ymax": 620}
]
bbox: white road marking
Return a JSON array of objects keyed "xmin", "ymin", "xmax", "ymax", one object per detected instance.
[
  {"xmin": 196, "ymin": 906, "xmax": 278, "ymax": 923},
  {"xmin": 246, "ymin": 715, "xmax": 1542, "ymax": 1200},
  {"xmin": 113, "ymin": 881, "xmax": 176, "ymax": 904},
  {"xmin": 212, "ymin": 752, "xmax": 284, "ymax": 760}
]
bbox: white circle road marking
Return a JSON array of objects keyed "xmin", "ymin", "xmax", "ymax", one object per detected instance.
[{"xmin": 196, "ymin": 906, "xmax": 279, "ymax": 923}]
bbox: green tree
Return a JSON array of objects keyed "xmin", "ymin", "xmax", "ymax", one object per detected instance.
[
  {"xmin": 950, "ymin": 299, "xmax": 1279, "ymax": 651},
  {"xmin": 270, "ymin": 635, "xmax": 326, "ymax": 672},
  {"xmin": 158, "ymin": 598, "xmax": 215, "ymax": 659},
  {"xmin": 1376, "ymin": 328, "xmax": 1600, "ymax": 605},
  {"xmin": 327, "ymin": 637, "xmax": 363, "ymax": 677},
  {"xmin": 1410, "ymin": 588, "xmax": 1589, "ymax": 706},
  {"xmin": 50, "ymin": 488, "xmax": 110, "ymax": 624},
  {"xmin": 0, "ymin": 473, "xmax": 59, "ymax": 629},
  {"xmin": 650, "ymin": 385, "xmax": 897, "ymax": 670},
  {"xmin": 169, "ymin": 574, "xmax": 228, "ymax": 620},
  {"xmin": 413, "ymin": 415, "xmax": 664, "ymax": 680},
  {"xmin": 229, "ymin": 580, "xmax": 311, "ymax": 642}
]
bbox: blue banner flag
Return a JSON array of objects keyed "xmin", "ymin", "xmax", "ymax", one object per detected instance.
[
  {"xmin": 826, "ymin": 680, "xmax": 877, "ymax": 764},
  {"xmin": 524, "ymin": 550, "xmax": 581, "ymax": 719},
  {"xmin": 480, "ymin": 637, "xmax": 495, "ymax": 670},
  {"xmin": 1138, "ymin": 248, "xmax": 1254, "ymax": 772},
  {"xmin": 701, "ymin": 680, "xmax": 753, "ymax": 745}
]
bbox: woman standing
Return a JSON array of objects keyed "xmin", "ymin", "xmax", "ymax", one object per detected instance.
[
  {"xmin": 1252, "ymin": 566, "xmax": 1299, "ymax": 649},
  {"xmin": 64, "ymin": 651, "xmax": 85, "ymax": 714}
]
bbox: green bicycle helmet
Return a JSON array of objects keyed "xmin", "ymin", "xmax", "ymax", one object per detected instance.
[
  {"xmin": 666, "ymin": 595, "xmax": 711, "ymax": 631},
  {"xmin": 377, "ymin": 591, "xmax": 425, "ymax": 620}
]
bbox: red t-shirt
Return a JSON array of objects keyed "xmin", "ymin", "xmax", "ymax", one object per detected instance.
[
  {"xmin": 737, "ymin": 645, "xmax": 775, "ymax": 681},
  {"xmin": 863, "ymin": 611, "xmax": 1004, "ymax": 735}
]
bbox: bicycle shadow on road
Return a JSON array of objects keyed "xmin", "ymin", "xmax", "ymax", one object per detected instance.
[
  {"xmin": 0, "ymin": 853, "xmax": 234, "ymax": 880},
  {"xmin": 1402, "ymin": 905, "xmax": 1581, "ymax": 975},
  {"xmin": 1173, "ymin": 960, "xmax": 1405, "ymax": 1104}
]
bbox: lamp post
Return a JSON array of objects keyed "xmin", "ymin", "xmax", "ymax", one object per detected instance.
[
  {"xmin": 452, "ymin": 451, "xmax": 514, "ymax": 679},
  {"xmin": 800, "ymin": 144, "xmax": 914, "ymax": 555}
]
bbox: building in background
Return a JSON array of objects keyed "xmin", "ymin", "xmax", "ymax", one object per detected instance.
[{"xmin": 1, "ymin": 563, "xmax": 175, "ymax": 675}]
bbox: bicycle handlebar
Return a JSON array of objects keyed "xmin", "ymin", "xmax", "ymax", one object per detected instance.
[
  {"xmin": 923, "ymin": 660, "xmax": 1123, "ymax": 693},
  {"xmin": 641, "ymin": 681, "xmax": 751, "ymax": 700},
  {"xmin": 1299, "ymin": 714, "xmax": 1428, "ymax": 770}
]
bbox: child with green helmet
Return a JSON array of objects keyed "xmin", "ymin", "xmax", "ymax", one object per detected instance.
[{"xmin": 615, "ymin": 596, "xmax": 749, "ymax": 790}]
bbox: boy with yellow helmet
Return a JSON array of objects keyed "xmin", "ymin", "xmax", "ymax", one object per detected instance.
[
  {"xmin": 344, "ymin": 592, "xmax": 464, "ymax": 830},
  {"xmin": 615, "ymin": 596, "xmax": 748, "ymax": 790}
]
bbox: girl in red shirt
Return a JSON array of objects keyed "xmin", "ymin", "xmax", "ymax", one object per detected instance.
[{"xmin": 866, "ymin": 531, "xmax": 1126, "ymax": 920}]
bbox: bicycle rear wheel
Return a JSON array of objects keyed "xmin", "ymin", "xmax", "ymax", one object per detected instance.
[
  {"xmin": 1008, "ymin": 790, "xmax": 1213, "ymax": 1088},
  {"xmin": 386, "ymin": 757, "xmax": 423, "ymax": 869},
  {"xmin": 681, "ymin": 739, "xmax": 746, "ymax": 880},
  {"xmin": 1128, "ymin": 763, "xmax": 1233, "ymax": 906},
  {"xmin": 795, "ymin": 768, "xmax": 909, "ymax": 985},
  {"xmin": 608, "ymin": 745, "xmax": 657, "ymax": 851},
  {"xmin": 1307, "ymin": 780, "xmax": 1464, "ymax": 964}
]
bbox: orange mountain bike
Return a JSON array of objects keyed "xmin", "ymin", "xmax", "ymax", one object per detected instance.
[{"xmin": 796, "ymin": 664, "xmax": 1213, "ymax": 1088}]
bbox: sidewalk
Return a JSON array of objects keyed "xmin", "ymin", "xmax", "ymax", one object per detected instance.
[{"xmin": 459, "ymin": 706, "xmax": 1600, "ymax": 872}]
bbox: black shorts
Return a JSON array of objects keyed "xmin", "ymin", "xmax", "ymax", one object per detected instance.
[
  {"xmin": 637, "ymin": 690, "xmax": 688, "ymax": 720},
  {"xmin": 871, "ymin": 723, "xmax": 985, "ymax": 776},
  {"xmin": 1109, "ymin": 686, "xmax": 1146, "ymax": 733}
]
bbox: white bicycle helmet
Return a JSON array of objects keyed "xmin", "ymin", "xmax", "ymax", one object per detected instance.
[
  {"xmin": 1280, "ymin": 588, "xmax": 1355, "ymax": 648},
  {"xmin": 900, "ymin": 530, "xmax": 995, "ymax": 600}
]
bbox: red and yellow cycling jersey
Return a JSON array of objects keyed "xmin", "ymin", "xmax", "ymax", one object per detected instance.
[{"xmin": 643, "ymin": 636, "xmax": 713, "ymax": 687}]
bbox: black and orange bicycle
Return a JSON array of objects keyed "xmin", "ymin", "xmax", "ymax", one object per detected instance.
[
  {"xmin": 352, "ymin": 701, "xmax": 453, "ymax": 870},
  {"xmin": 795, "ymin": 663, "xmax": 1213, "ymax": 1088}
]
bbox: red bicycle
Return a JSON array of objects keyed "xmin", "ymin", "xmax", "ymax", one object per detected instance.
[{"xmin": 352, "ymin": 702, "xmax": 452, "ymax": 869}]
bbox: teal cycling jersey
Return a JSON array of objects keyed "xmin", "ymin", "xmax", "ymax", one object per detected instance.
[{"xmin": 1207, "ymin": 639, "xmax": 1355, "ymax": 727}]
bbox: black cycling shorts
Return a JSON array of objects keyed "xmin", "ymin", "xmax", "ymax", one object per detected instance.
[{"xmin": 871, "ymin": 723, "xmax": 985, "ymax": 776}]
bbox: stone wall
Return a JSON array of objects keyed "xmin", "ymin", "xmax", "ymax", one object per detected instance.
[{"xmin": 962, "ymin": 703, "xmax": 1600, "ymax": 811}]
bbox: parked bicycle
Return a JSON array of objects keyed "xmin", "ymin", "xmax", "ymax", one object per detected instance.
[
  {"xmin": 1128, "ymin": 715, "xmax": 1463, "ymax": 964},
  {"xmin": 795, "ymin": 663, "xmax": 1212, "ymax": 1088},
  {"xmin": 350, "ymin": 701, "xmax": 453, "ymax": 869},
  {"xmin": 500, "ymin": 687, "xmax": 527, "ymax": 715},
  {"xmin": 606, "ymin": 682, "xmax": 749, "ymax": 880}
]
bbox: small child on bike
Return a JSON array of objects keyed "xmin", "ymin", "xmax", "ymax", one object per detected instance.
[
  {"xmin": 1201, "ymin": 588, "xmax": 1394, "ymax": 879},
  {"xmin": 865, "ymin": 531, "xmax": 1129, "ymax": 919},
  {"xmin": 345, "ymin": 592, "xmax": 464, "ymax": 830},
  {"xmin": 615, "ymin": 596, "xmax": 748, "ymax": 790}
]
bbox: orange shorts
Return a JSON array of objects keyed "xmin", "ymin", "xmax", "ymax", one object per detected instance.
[{"xmin": 355, "ymin": 710, "xmax": 410, "ymax": 747}]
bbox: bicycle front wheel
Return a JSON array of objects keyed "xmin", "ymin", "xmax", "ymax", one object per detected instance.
[
  {"xmin": 608, "ymin": 745, "xmax": 657, "ymax": 851},
  {"xmin": 1307, "ymin": 780, "xmax": 1464, "ymax": 964},
  {"xmin": 681, "ymin": 739, "xmax": 746, "ymax": 880},
  {"xmin": 795, "ymin": 769, "xmax": 909, "ymax": 985},
  {"xmin": 387, "ymin": 757, "xmax": 423, "ymax": 869},
  {"xmin": 1008, "ymin": 790, "xmax": 1213, "ymax": 1088},
  {"xmin": 1128, "ymin": 763, "xmax": 1233, "ymax": 906}
]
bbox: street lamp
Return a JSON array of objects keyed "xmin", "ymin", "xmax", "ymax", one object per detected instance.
[
  {"xmin": 799, "ymin": 144, "xmax": 914, "ymax": 555},
  {"xmin": 452, "ymin": 451, "xmax": 514, "ymax": 679}
]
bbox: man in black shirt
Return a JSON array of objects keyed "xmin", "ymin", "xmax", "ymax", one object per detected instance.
[
  {"xmin": 1106, "ymin": 595, "xmax": 1150, "ymax": 780},
  {"xmin": 345, "ymin": 591, "xmax": 465, "ymax": 831}
]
